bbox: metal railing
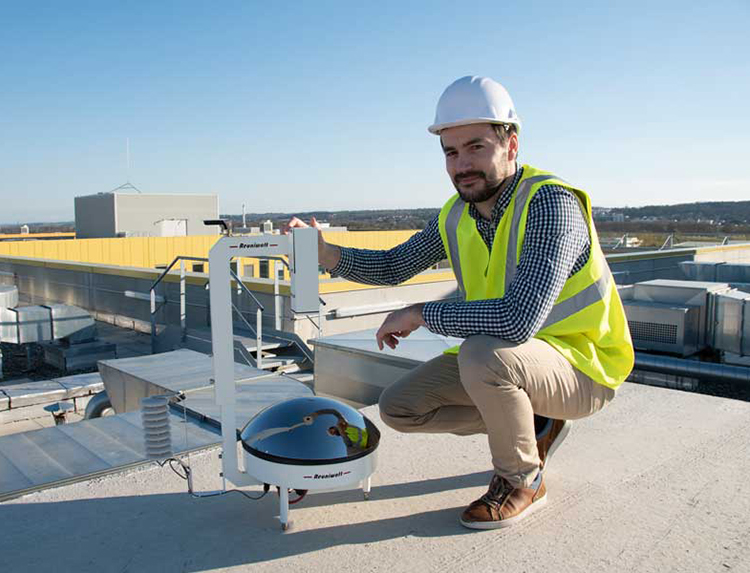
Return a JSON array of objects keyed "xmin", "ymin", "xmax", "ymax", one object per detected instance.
[
  {"xmin": 659, "ymin": 234, "xmax": 675, "ymax": 251},
  {"xmin": 149, "ymin": 256, "xmax": 276, "ymax": 368},
  {"xmin": 150, "ymin": 256, "xmax": 208, "ymax": 354}
]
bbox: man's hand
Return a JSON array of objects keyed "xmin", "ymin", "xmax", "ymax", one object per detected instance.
[
  {"xmin": 376, "ymin": 304, "xmax": 426, "ymax": 350},
  {"xmin": 282, "ymin": 216, "xmax": 341, "ymax": 270}
]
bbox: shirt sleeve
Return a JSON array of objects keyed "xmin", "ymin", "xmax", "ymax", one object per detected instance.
[
  {"xmin": 422, "ymin": 185, "xmax": 590, "ymax": 342},
  {"xmin": 329, "ymin": 215, "xmax": 447, "ymax": 286}
]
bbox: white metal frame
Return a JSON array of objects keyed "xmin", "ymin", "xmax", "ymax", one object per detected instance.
[
  {"xmin": 208, "ymin": 229, "xmax": 320, "ymax": 485},
  {"xmin": 208, "ymin": 229, "xmax": 377, "ymax": 529}
]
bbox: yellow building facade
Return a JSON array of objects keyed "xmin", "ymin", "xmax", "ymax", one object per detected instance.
[{"xmin": 0, "ymin": 231, "xmax": 454, "ymax": 293}]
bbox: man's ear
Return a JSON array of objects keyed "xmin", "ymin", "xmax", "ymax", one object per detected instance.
[{"xmin": 507, "ymin": 133, "xmax": 519, "ymax": 161}]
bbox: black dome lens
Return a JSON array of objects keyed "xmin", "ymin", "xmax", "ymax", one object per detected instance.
[{"xmin": 240, "ymin": 396, "xmax": 380, "ymax": 465}]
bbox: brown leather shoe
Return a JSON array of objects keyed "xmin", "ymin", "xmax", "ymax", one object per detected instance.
[
  {"xmin": 536, "ymin": 418, "xmax": 571, "ymax": 472},
  {"xmin": 460, "ymin": 473, "xmax": 547, "ymax": 529}
]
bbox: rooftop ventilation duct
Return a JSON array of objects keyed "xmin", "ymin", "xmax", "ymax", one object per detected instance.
[
  {"xmin": 711, "ymin": 289, "xmax": 750, "ymax": 356},
  {"xmin": 621, "ymin": 280, "xmax": 731, "ymax": 356},
  {"xmin": 681, "ymin": 261, "xmax": 750, "ymax": 284},
  {"xmin": 622, "ymin": 278, "xmax": 750, "ymax": 358}
]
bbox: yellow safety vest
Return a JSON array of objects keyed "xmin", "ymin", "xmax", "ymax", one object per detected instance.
[
  {"xmin": 344, "ymin": 425, "xmax": 368, "ymax": 449},
  {"xmin": 437, "ymin": 164, "xmax": 634, "ymax": 389}
]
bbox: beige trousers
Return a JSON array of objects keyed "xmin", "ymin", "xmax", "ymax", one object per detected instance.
[{"xmin": 378, "ymin": 335, "xmax": 615, "ymax": 488}]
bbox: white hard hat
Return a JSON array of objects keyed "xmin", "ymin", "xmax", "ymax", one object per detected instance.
[{"xmin": 428, "ymin": 76, "xmax": 521, "ymax": 135}]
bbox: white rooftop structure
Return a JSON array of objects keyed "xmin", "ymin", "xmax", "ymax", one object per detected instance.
[{"xmin": 74, "ymin": 192, "xmax": 219, "ymax": 238}]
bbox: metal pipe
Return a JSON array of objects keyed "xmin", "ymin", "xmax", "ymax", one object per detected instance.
[
  {"xmin": 152, "ymin": 256, "xmax": 208, "ymax": 291},
  {"xmin": 150, "ymin": 287, "xmax": 157, "ymax": 353},
  {"xmin": 231, "ymin": 301, "xmax": 257, "ymax": 338},
  {"xmin": 634, "ymin": 352, "xmax": 750, "ymax": 385},
  {"xmin": 180, "ymin": 260, "xmax": 186, "ymax": 342},
  {"xmin": 256, "ymin": 308, "xmax": 263, "ymax": 370},
  {"xmin": 229, "ymin": 268, "xmax": 264, "ymax": 311},
  {"xmin": 273, "ymin": 260, "xmax": 281, "ymax": 331},
  {"xmin": 150, "ymin": 255, "xmax": 210, "ymax": 352}
]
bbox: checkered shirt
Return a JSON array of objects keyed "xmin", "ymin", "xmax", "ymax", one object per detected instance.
[{"xmin": 331, "ymin": 166, "xmax": 591, "ymax": 343}]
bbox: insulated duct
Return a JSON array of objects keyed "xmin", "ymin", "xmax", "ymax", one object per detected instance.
[{"xmin": 634, "ymin": 352, "xmax": 750, "ymax": 386}]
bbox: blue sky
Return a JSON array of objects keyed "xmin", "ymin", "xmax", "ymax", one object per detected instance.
[{"xmin": 1, "ymin": 1, "xmax": 748, "ymax": 223}]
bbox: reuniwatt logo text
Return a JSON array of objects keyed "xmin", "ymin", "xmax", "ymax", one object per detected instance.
[
  {"xmin": 230, "ymin": 241, "xmax": 278, "ymax": 250},
  {"xmin": 303, "ymin": 470, "xmax": 351, "ymax": 480}
]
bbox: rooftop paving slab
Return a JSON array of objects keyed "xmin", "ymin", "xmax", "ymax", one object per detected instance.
[
  {"xmin": 2, "ymin": 382, "xmax": 749, "ymax": 573},
  {"xmin": 1, "ymin": 379, "xmax": 67, "ymax": 408},
  {"xmin": 53, "ymin": 371, "xmax": 104, "ymax": 398}
]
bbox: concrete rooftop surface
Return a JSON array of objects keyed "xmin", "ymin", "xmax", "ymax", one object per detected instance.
[{"xmin": 2, "ymin": 382, "xmax": 749, "ymax": 573}]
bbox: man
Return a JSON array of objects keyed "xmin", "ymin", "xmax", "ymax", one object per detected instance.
[{"xmin": 286, "ymin": 76, "xmax": 634, "ymax": 529}]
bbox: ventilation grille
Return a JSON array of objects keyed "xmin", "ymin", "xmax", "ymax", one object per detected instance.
[{"xmin": 628, "ymin": 321, "xmax": 678, "ymax": 345}]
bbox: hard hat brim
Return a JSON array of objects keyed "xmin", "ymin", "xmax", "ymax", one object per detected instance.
[{"xmin": 428, "ymin": 117, "xmax": 522, "ymax": 135}]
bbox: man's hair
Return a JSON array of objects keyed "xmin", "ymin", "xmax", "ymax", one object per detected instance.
[
  {"xmin": 492, "ymin": 123, "xmax": 517, "ymax": 146},
  {"xmin": 438, "ymin": 123, "xmax": 518, "ymax": 151}
]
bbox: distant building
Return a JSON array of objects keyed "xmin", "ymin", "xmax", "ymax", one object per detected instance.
[
  {"xmin": 317, "ymin": 222, "xmax": 348, "ymax": 231},
  {"xmin": 625, "ymin": 236, "xmax": 642, "ymax": 247},
  {"xmin": 153, "ymin": 219, "xmax": 187, "ymax": 237},
  {"xmin": 593, "ymin": 208, "xmax": 626, "ymax": 223},
  {"xmin": 74, "ymin": 192, "xmax": 219, "ymax": 238}
]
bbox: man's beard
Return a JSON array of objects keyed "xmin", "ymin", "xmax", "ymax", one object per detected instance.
[{"xmin": 452, "ymin": 171, "xmax": 503, "ymax": 204}]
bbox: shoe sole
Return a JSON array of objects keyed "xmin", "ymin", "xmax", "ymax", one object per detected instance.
[
  {"xmin": 541, "ymin": 421, "xmax": 572, "ymax": 474},
  {"xmin": 459, "ymin": 492, "xmax": 548, "ymax": 530}
]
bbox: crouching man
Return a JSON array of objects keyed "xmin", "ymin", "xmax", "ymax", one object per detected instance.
[{"xmin": 286, "ymin": 76, "xmax": 634, "ymax": 529}]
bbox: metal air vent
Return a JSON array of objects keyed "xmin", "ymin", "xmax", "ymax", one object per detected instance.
[
  {"xmin": 628, "ymin": 321, "xmax": 678, "ymax": 345},
  {"xmin": 623, "ymin": 300, "xmax": 701, "ymax": 356}
]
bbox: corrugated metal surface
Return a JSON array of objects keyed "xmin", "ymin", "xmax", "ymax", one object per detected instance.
[
  {"xmin": 0, "ymin": 410, "xmax": 219, "ymax": 502},
  {"xmin": 0, "ymin": 361, "xmax": 313, "ymax": 501},
  {"xmin": 0, "ymin": 234, "xmax": 221, "ymax": 269},
  {"xmin": 0, "ymin": 230, "xmax": 421, "ymax": 277},
  {"xmin": 0, "ymin": 285, "xmax": 18, "ymax": 308}
]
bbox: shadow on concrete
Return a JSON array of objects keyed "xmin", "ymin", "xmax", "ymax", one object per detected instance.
[
  {"xmin": 297, "ymin": 468, "xmax": 492, "ymax": 508},
  {"xmin": 1, "ymin": 471, "xmax": 493, "ymax": 573}
]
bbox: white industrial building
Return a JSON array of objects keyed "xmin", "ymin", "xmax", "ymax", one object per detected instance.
[{"xmin": 74, "ymin": 192, "xmax": 219, "ymax": 238}]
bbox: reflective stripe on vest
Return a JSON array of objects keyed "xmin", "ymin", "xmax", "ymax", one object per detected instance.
[
  {"xmin": 504, "ymin": 174, "xmax": 557, "ymax": 290},
  {"xmin": 541, "ymin": 260, "xmax": 612, "ymax": 329},
  {"xmin": 444, "ymin": 197, "xmax": 467, "ymax": 300},
  {"xmin": 443, "ymin": 174, "xmax": 604, "ymax": 327}
]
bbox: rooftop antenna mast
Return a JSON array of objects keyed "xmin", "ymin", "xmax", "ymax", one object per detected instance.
[{"xmin": 110, "ymin": 137, "xmax": 143, "ymax": 193}]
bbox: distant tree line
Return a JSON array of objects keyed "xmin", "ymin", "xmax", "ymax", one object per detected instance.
[
  {"xmin": 597, "ymin": 220, "xmax": 750, "ymax": 236},
  {"xmin": 613, "ymin": 200, "xmax": 750, "ymax": 224},
  {"xmin": 224, "ymin": 209, "xmax": 441, "ymax": 231},
  {"xmin": 0, "ymin": 222, "xmax": 75, "ymax": 234}
]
